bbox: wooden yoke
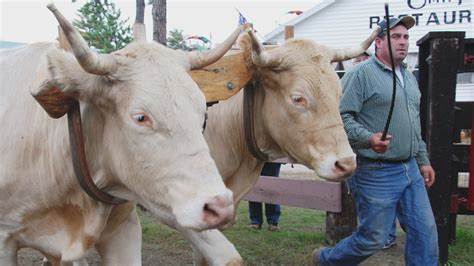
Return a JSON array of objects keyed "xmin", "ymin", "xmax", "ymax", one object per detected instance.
[
  {"xmin": 191, "ymin": 51, "xmax": 251, "ymax": 104},
  {"xmin": 199, "ymin": 27, "xmax": 284, "ymax": 109},
  {"xmin": 60, "ymin": 25, "xmax": 251, "ymax": 104}
]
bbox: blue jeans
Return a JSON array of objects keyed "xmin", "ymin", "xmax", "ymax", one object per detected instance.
[
  {"xmin": 319, "ymin": 158, "xmax": 438, "ymax": 266},
  {"xmin": 386, "ymin": 218, "xmax": 397, "ymax": 245},
  {"xmin": 386, "ymin": 209, "xmax": 407, "ymax": 245},
  {"xmin": 249, "ymin": 201, "xmax": 281, "ymax": 225},
  {"xmin": 249, "ymin": 163, "xmax": 281, "ymax": 225}
]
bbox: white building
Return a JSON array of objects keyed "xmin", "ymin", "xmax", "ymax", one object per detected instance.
[
  {"xmin": 265, "ymin": 0, "xmax": 472, "ymax": 67},
  {"xmin": 264, "ymin": 0, "xmax": 473, "ymax": 101}
]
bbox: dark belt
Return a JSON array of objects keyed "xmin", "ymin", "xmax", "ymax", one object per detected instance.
[{"xmin": 357, "ymin": 156, "xmax": 411, "ymax": 164}]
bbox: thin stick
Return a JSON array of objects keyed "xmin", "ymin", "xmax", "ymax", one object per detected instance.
[{"xmin": 381, "ymin": 3, "xmax": 397, "ymax": 141}]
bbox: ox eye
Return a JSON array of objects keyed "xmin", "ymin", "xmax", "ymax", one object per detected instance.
[
  {"xmin": 291, "ymin": 94, "xmax": 307, "ymax": 107},
  {"xmin": 132, "ymin": 113, "xmax": 153, "ymax": 128}
]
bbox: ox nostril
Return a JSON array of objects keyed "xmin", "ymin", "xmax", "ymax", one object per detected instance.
[
  {"xmin": 203, "ymin": 203, "xmax": 219, "ymax": 221},
  {"xmin": 335, "ymin": 160, "xmax": 345, "ymax": 172},
  {"xmin": 203, "ymin": 195, "xmax": 234, "ymax": 229},
  {"xmin": 334, "ymin": 157, "xmax": 357, "ymax": 177}
]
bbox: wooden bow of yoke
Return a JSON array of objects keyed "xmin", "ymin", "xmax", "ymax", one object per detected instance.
[{"xmin": 57, "ymin": 26, "xmax": 253, "ymax": 104}]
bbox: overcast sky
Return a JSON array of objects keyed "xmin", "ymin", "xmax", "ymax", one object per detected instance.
[{"xmin": 0, "ymin": 0, "xmax": 320, "ymax": 45}]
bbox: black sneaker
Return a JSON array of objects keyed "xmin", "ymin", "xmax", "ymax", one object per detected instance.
[
  {"xmin": 382, "ymin": 238, "xmax": 397, "ymax": 249},
  {"xmin": 311, "ymin": 247, "xmax": 323, "ymax": 265}
]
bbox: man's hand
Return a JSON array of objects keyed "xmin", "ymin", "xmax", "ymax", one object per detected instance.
[
  {"xmin": 420, "ymin": 165, "xmax": 436, "ymax": 187},
  {"xmin": 369, "ymin": 133, "xmax": 392, "ymax": 153}
]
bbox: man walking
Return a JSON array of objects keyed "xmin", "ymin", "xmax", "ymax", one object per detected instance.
[{"xmin": 313, "ymin": 16, "xmax": 438, "ymax": 265}]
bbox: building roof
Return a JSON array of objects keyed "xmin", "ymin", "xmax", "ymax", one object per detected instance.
[
  {"xmin": 0, "ymin": 41, "xmax": 26, "ymax": 49},
  {"xmin": 264, "ymin": 0, "xmax": 473, "ymax": 53},
  {"xmin": 264, "ymin": 0, "xmax": 336, "ymax": 41}
]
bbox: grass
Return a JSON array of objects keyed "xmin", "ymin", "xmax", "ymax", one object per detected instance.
[
  {"xmin": 223, "ymin": 204, "xmax": 326, "ymax": 265},
  {"xmin": 448, "ymin": 227, "xmax": 474, "ymax": 265},
  {"xmin": 139, "ymin": 203, "xmax": 474, "ymax": 265}
]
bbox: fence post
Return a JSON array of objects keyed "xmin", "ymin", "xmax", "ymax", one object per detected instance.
[
  {"xmin": 325, "ymin": 69, "xmax": 357, "ymax": 245},
  {"xmin": 325, "ymin": 182, "xmax": 357, "ymax": 245},
  {"xmin": 417, "ymin": 31, "xmax": 465, "ymax": 265}
]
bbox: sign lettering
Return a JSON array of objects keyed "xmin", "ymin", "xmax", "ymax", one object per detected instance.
[
  {"xmin": 369, "ymin": 0, "xmax": 471, "ymax": 28},
  {"xmin": 407, "ymin": 0, "xmax": 463, "ymax": 10}
]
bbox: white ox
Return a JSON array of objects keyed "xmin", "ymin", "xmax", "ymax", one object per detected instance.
[
  {"xmin": 0, "ymin": 4, "xmax": 244, "ymax": 265},
  {"xmin": 171, "ymin": 28, "xmax": 381, "ymax": 265},
  {"xmin": 10, "ymin": 16, "xmax": 379, "ymax": 265},
  {"xmin": 56, "ymin": 28, "xmax": 378, "ymax": 265}
]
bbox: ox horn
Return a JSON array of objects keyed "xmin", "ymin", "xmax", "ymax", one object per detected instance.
[
  {"xmin": 187, "ymin": 23, "xmax": 250, "ymax": 70},
  {"xmin": 330, "ymin": 26, "xmax": 381, "ymax": 62},
  {"xmin": 133, "ymin": 23, "xmax": 147, "ymax": 42},
  {"xmin": 47, "ymin": 3, "xmax": 117, "ymax": 75},
  {"xmin": 247, "ymin": 28, "xmax": 282, "ymax": 67}
]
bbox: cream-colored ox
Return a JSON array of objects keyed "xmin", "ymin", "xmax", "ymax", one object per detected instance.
[
  {"xmin": 0, "ymin": 4, "xmax": 245, "ymax": 265},
  {"xmin": 171, "ymin": 28, "xmax": 380, "ymax": 265}
]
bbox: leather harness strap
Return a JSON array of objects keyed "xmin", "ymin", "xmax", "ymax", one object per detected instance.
[
  {"xmin": 67, "ymin": 100, "xmax": 127, "ymax": 205},
  {"xmin": 243, "ymin": 81, "xmax": 269, "ymax": 162}
]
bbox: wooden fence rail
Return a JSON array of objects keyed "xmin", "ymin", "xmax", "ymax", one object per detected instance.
[
  {"xmin": 243, "ymin": 170, "xmax": 357, "ymax": 244},
  {"xmin": 244, "ymin": 176, "xmax": 341, "ymax": 212}
]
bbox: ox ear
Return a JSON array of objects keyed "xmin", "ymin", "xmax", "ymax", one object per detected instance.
[
  {"xmin": 31, "ymin": 79, "xmax": 76, "ymax": 119},
  {"xmin": 31, "ymin": 49, "xmax": 109, "ymax": 119}
]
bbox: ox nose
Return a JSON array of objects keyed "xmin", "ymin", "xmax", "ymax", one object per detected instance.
[
  {"xmin": 334, "ymin": 156, "xmax": 357, "ymax": 178},
  {"xmin": 203, "ymin": 193, "xmax": 235, "ymax": 229}
]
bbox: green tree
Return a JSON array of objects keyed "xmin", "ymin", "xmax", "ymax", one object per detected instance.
[
  {"xmin": 73, "ymin": 0, "xmax": 132, "ymax": 53},
  {"xmin": 167, "ymin": 29, "xmax": 210, "ymax": 51},
  {"xmin": 167, "ymin": 29, "xmax": 188, "ymax": 50}
]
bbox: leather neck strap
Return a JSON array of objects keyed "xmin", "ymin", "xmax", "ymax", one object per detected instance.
[
  {"xmin": 67, "ymin": 100, "xmax": 127, "ymax": 205},
  {"xmin": 243, "ymin": 81, "xmax": 269, "ymax": 162}
]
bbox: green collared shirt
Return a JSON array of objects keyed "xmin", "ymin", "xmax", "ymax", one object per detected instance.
[{"xmin": 340, "ymin": 56, "xmax": 430, "ymax": 166}]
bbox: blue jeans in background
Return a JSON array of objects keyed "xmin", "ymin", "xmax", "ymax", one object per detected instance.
[
  {"xmin": 249, "ymin": 162, "xmax": 281, "ymax": 225},
  {"xmin": 248, "ymin": 201, "xmax": 281, "ymax": 225},
  {"xmin": 319, "ymin": 158, "xmax": 438, "ymax": 266}
]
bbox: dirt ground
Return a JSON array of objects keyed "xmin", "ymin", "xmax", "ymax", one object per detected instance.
[{"xmin": 17, "ymin": 230, "xmax": 406, "ymax": 266}]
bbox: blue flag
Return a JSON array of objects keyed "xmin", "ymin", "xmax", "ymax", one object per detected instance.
[{"xmin": 238, "ymin": 12, "xmax": 248, "ymax": 25}]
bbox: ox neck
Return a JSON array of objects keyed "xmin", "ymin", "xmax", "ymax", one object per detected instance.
[
  {"xmin": 68, "ymin": 101, "xmax": 127, "ymax": 205},
  {"xmin": 243, "ymin": 81, "xmax": 270, "ymax": 162},
  {"xmin": 244, "ymin": 81, "xmax": 287, "ymax": 162},
  {"xmin": 204, "ymin": 83, "xmax": 285, "ymax": 178}
]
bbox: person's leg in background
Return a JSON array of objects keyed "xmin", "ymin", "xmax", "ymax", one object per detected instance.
[
  {"xmin": 265, "ymin": 202, "xmax": 281, "ymax": 231},
  {"xmin": 261, "ymin": 163, "xmax": 282, "ymax": 231},
  {"xmin": 249, "ymin": 162, "xmax": 282, "ymax": 230},
  {"xmin": 248, "ymin": 201, "xmax": 263, "ymax": 229}
]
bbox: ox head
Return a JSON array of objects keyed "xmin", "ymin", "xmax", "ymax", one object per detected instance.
[
  {"xmin": 34, "ymin": 4, "xmax": 248, "ymax": 231},
  {"xmin": 240, "ymin": 28, "xmax": 379, "ymax": 181}
]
